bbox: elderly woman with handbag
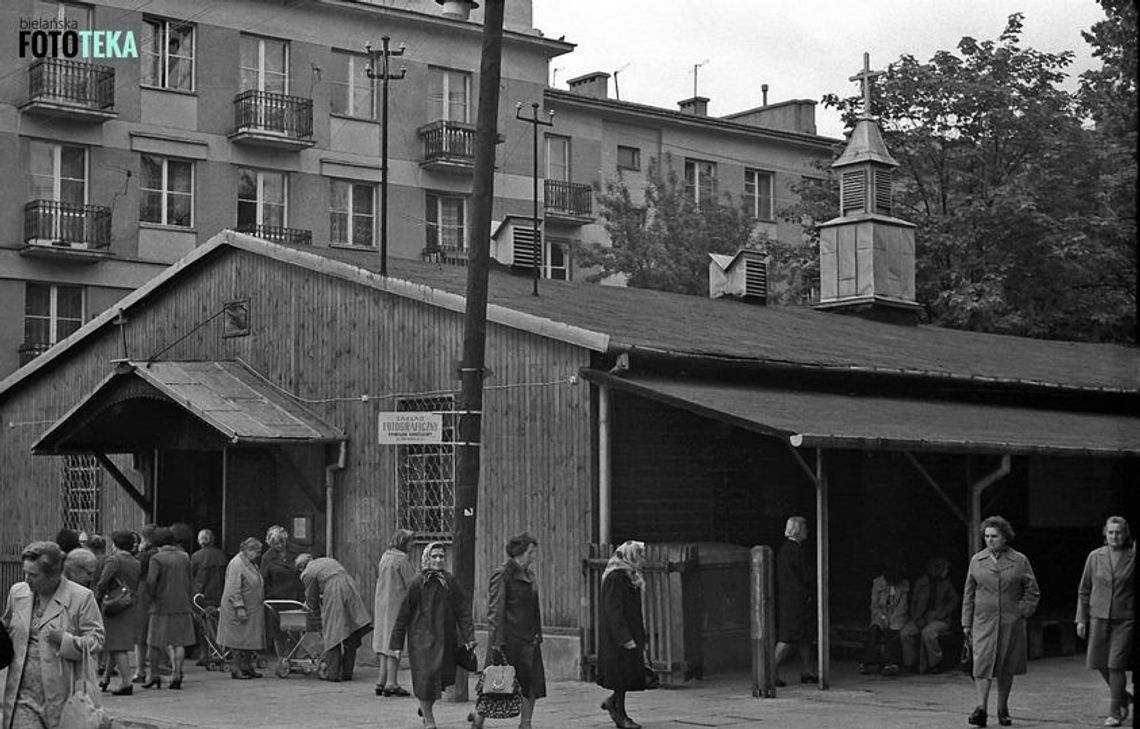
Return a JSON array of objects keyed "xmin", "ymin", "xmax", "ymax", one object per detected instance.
[
  {"xmin": 597, "ymin": 540, "xmax": 649, "ymax": 729},
  {"xmin": 388, "ymin": 542, "xmax": 475, "ymax": 729},
  {"xmin": 2, "ymin": 540, "xmax": 105, "ymax": 729},
  {"xmin": 469, "ymin": 532, "xmax": 546, "ymax": 729},
  {"xmin": 217, "ymin": 537, "xmax": 266, "ymax": 680},
  {"xmin": 95, "ymin": 530, "xmax": 142, "ymax": 695},
  {"xmin": 143, "ymin": 527, "xmax": 195, "ymax": 690}
]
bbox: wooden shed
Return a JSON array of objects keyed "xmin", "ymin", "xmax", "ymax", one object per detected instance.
[{"xmin": 1, "ymin": 230, "xmax": 1137, "ymax": 681}]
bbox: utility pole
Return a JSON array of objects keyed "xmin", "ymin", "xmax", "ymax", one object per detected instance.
[
  {"xmin": 515, "ymin": 101, "xmax": 553, "ymax": 296},
  {"xmin": 452, "ymin": 0, "xmax": 503, "ymax": 699},
  {"xmin": 692, "ymin": 58, "xmax": 709, "ymax": 98},
  {"xmin": 364, "ymin": 36, "xmax": 405, "ymax": 276}
]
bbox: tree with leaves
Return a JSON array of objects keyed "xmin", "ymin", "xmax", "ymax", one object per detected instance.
[
  {"xmin": 578, "ymin": 154, "xmax": 759, "ymax": 295},
  {"xmin": 780, "ymin": 12, "xmax": 1136, "ymax": 342}
]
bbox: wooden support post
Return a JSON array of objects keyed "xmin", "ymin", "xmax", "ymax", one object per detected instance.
[
  {"xmin": 750, "ymin": 545, "xmax": 776, "ymax": 698},
  {"xmin": 91, "ymin": 450, "xmax": 151, "ymax": 514},
  {"xmin": 815, "ymin": 448, "xmax": 830, "ymax": 690},
  {"xmin": 598, "ymin": 384, "xmax": 612, "ymax": 544}
]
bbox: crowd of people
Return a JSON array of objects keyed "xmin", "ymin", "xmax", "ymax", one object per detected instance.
[{"xmin": 0, "ymin": 515, "xmax": 1132, "ymax": 729}]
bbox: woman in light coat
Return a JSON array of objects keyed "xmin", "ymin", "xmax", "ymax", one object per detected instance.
[
  {"xmin": 1076, "ymin": 516, "xmax": 1135, "ymax": 727},
  {"xmin": 217, "ymin": 537, "xmax": 265, "ymax": 680},
  {"xmin": 962, "ymin": 516, "xmax": 1040, "ymax": 728},
  {"xmin": 373, "ymin": 528, "xmax": 417, "ymax": 697},
  {"xmin": 2, "ymin": 540, "xmax": 105, "ymax": 729},
  {"xmin": 298, "ymin": 554, "xmax": 373, "ymax": 682}
]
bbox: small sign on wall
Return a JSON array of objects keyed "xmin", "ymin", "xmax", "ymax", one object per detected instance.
[{"xmin": 378, "ymin": 412, "xmax": 443, "ymax": 445}]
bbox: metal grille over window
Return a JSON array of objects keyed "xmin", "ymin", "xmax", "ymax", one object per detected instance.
[
  {"xmin": 841, "ymin": 170, "xmax": 866, "ymax": 215},
  {"xmin": 395, "ymin": 396, "xmax": 456, "ymax": 542},
  {"xmin": 62, "ymin": 455, "xmax": 101, "ymax": 534}
]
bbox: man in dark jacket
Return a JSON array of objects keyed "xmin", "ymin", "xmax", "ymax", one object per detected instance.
[{"xmin": 900, "ymin": 556, "xmax": 959, "ymax": 672}]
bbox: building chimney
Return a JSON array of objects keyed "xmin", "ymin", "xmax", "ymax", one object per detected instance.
[
  {"xmin": 677, "ymin": 96, "xmax": 709, "ymax": 116},
  {"xmin": 566, "ymin": 72, "xmax": 610, "ymax": 100},
  {"xmin": 435, "ymin": 0, "xmax": 479, "ymax": 21},
  {"xmin": 761, "ymin": 84, "xmax": 768, "ymax": 106}
]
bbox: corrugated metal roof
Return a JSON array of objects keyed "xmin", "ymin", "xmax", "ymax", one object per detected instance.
[
  {"xmin": 33, "ymin": 361, "xmax": 344, "ymax": 451},
  {"xmin": 584, "ymin": 371, "xmax": 1140, "ymax": 457}
]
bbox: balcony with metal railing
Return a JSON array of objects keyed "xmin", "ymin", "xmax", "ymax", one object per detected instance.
[
  {"xmin": 22, "ymin": 200, "xmax": 113, "ymax": 262},
  {"xmin": 544, "ymin": 179, "xmax": 594, "ymax": 225},
  {"xmin": 18, "ymin": 342, "xmax": 52, "ymax": 368},
  {"xmin": 20, "ymin": 59, "xmax": 116, "ymax": 121},
  {"xmin": 229, "ymin": 90, "xmax": 315, "ymax": 150},
  {"xmin": 235, "ymin": 223, "xmax": 312, "ymax": 247},
  {"xmin": 418, "ymin": 120, "xmax": 477, "ymax": 173}
]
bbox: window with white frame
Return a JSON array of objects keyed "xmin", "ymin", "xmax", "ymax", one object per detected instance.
[
  {"xmin": 329, "ymin": 179, "xmax": 376, "ymax": 247},
  {"xmin": 744, "ymin": 169, "xmax": 774, "ymax": 221},
  {"xmin": 31, "ymin": 141, "xmax": 86, "ymax": 205},
  {"xmin": 239, "ymin": 34, "xmax": 288, "ymax": 93},
  {"xmin": 330, "ymin": 50, "xmax": 375, "ymax": 119},
  {"xmin": 25, "ymin": 282, "xmax": 83, "ymax": 348},
  {"xmin": 545, "ymin": 134, "xmax": 570, "ymax": 182},
  {"xmin": 37, "ymin": 1, "xmax": 91, "ymax": 30},
  {"xmin": 617, "ymin": 145, "xmax": 640, "ymax": 171},
  {"xmin": 141, "ymin": 17, "xmax": 195, "ymax": 91},
  {"xmin": 427, "ymin": 67, "xmax": 470, "ymax": 122},
  {"xmin": 425, "ymin": 192, "xmax": 466, "ymax": 252},
  {"xmin": 684, "ymin": 158, "xmax": 717, "ymax": 203},
  {"xmin": 140, "ymin": 155, "xmax": 193, "ymax": 227},
  {"xmin": 545, "ymin": 238, "xmax": 570, "ymax": 280},
  {"xmin": 237, "ymin": 168, "xmax": 286, "ymax": 229},
  {"xmin": 395, "ymin": 395, "xmax": 456, "ymax": 542}
]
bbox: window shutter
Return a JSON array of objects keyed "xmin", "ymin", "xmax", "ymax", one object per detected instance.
[
  {"xmin": 512, "ymin": 225, "xmax": 539, "ymax": 268},
  {"xmin": 841, "ymin": 170, "xmax": 866, "ymax": 215},
  {"xmin": 744, "ymin": 258, "xmax": 768, "ymax": 303},
  {"xmin": 873, "ymin": 168, "xmax": 892, "ymax": 216}
]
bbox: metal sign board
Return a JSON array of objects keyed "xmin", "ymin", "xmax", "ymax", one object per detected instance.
[{"xmin": 378, "ymin": 412, "xmax": 443, "ymax": 444}]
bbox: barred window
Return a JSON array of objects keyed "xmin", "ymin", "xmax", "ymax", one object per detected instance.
[
  {"xmin": 395, "ymin": 396, "xmax": 456, "ymax": 543},
  {"xmin": 62, "ymin": 455, "xmax": 101, "ymax": 534}
]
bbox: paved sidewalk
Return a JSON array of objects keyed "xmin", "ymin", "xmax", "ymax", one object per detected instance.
[{"xmin": 0, "ymin": 655, "xmax": 1118, "ymax": 728}]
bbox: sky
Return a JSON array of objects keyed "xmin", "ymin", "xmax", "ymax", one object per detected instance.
[{"xmin": 531, "ymin": 0, "xmax": 1109, "ymax": 139}]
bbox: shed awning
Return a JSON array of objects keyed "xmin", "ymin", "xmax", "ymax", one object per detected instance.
[
  {"xmin": 582, "ymin": 371, "xmax": 1140, "ymax": 457},
  {"xmin": 33, "ymin": 360, "xmax": 345, "ymax": 453}
]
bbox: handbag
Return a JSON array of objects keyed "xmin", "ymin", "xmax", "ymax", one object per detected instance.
[
  {"xmin": 958, "ymin": 640, "xmax": 973, "ymax": 676},
  {"xmin": 101, "ymin": 578, "xmax": 133, "ymax": 616},
  {"xmin": 455, "ymin": 643, "xmax": 478, "ymax": 673},
  {"xmin": 474, "ymin": 671, "xmax": 522, "ymax": 719},
  {"xmin": 480, "ymin": 663, "xmax": 516, "ymax": 695},
  {"xmin": 642, "ymin": 657, "xmax": 660, "ymax": 690},
  {"xmin": 0, "ymin": 622, "xmax": 13, "ymax": 670},
  {"xmin": 59, "ymin": 646, "xmax": 106, "ymax": 729}
]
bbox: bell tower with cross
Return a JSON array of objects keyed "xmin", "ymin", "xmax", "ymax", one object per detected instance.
[{"xmin": 815, "ymin": 52, "xmax": 920, "ymax": 324}]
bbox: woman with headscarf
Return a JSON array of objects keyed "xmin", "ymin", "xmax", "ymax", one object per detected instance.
[
  {"xmin": 217, "ymin": 537, "xmax": 266, "ymax": 680},
  {"xmin": 596, "ymin": 540, "xmax": 648, "ymax": 729},
  {"xmin": 144, "ymin": 526, "xmax": 195, "ymax": 690},
  {"xmin": 388, "ymin": 542, "xmax": 475, "ymax": 729},
  {"xmin": 1076, "ymin": 516, "xmax": 1134, "ymax": 727},
  {"xmin": 2, "ymin": 541, "xmax": 105, "ymax": 729},
  {"xmin": 373, "ymin": 528, "xmax": 417, "ymax": 697},
  {"xmin": 95, "ymin": 530, "xmax": 143, "ymax": 695},
  {"xmin": 469, "ymin": 532, "xmax": 545, "ymax": 729},
  {"xmin": 297, "ymin": 553, "xmax": 372, "ymax": 683},
  {"xmin": 962, "ymin": 515, "xmax": 1040, "ymax": 728}
]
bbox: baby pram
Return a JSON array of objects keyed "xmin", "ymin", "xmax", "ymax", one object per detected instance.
[
  {"xmin": 265, "ymin": 599, "xmax": 325, "ymax": 678},
  {"xmin": 192, "ymin": 593, "xmax": 232, "ymax": 672}
]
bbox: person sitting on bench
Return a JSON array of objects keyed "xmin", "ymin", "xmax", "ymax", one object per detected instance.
[{"xmin": 900, "ymin": 557, "xmax": 959, "ymax": 672}]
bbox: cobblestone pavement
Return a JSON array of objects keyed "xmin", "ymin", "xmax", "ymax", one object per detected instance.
[{"xmin": 0, "ymin": 655, "xmax": 1120, "ymax": 728}]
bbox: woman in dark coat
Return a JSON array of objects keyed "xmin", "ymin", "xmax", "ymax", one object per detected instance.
[
  {"xmin": 95, "ymin": 530, "xmax": 142, "ymax": 694},
  {"xmin": 596, "ymin": 540, "xmax": 648, "ymax": 729},
  {"xmin": 144, "ymin": 527, "xmax": 195, "ymax": 689},
  {"xmin": 389, "ymin": 542, "xmax": 475, "ymax": 729},
  {"xmin": 470, "ymin": 533, "xmax": 545, "ymax": 729},
  {"xmin": 774, "ymin": 515, "xmax": 817, "ymax": 686},
  {"xmin": 962, "ymin": 515, "xmax": 1040, "ymax": 728}
]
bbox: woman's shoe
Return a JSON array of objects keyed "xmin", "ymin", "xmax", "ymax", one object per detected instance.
[
  {"xmin": 111, "ymin": 685, "xmax": 133, "ymax": 696},
  {"xmin": 601, "ymin": 698, "xmax": 623, "ymax": 727},
  {"xmin": 996, "ymin": 708, "xmax": 1011, "ymax": 726},
  {"xmin": 774, "ymin": 677, "xmax": 787, "ymax": 687},
  {"xmin": 968, "ymin": 706, "xmax": 988, "ymax": 727},
  {"xmin": 130, "ymin": 674, "xmax": 146, "ymax": 684},
  {"xmin": 466, "ymin": 711, "xmax": 484, "ymax": 729},
  {"xmin": 383, "ymin": 686, "xmax": 410, "ymax": 697},
  {"xmin": 169, "ymin": 675, "xmax": 183, "ymax": 690},
  {"xmin": 1104, "ymin": 716, "xmax": 1122, "ymax": 727},
  {"xmin": 618, "ymin": 719, "xmax": 642, "ymax": 729},
  {"xmin": 230, "ymin": 672, "xmax": 253, "ymax": 680},
  {"xmin": 98, "ymin": 679, "xmax": 110, "ymax": 692},
  {"xmin": 141, "ymin": 677, "xmax": 162, "ymax": 689},
  {"xmin": 800, "ymin": 672, "xmax": 820, "ymax": 683}
]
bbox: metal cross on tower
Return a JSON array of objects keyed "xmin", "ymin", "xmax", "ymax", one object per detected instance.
[{"xmin": 849, "ymin": 51, "xmax": 884, "ymax": 119}]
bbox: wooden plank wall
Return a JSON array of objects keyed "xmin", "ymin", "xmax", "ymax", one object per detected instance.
[{"xmin": 0, "ymin": 248, "xmax": 595, "ymax": 628}]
